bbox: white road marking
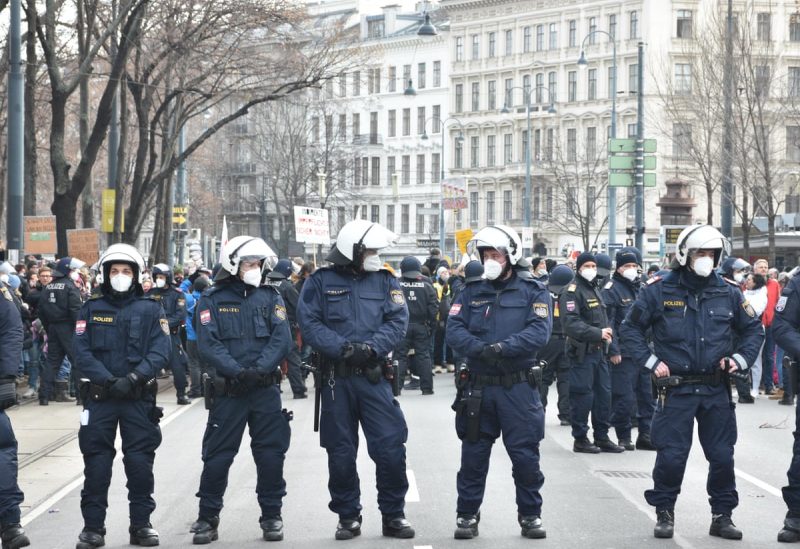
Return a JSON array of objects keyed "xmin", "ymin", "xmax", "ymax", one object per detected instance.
[
  {"xmin": 735, "ymin": 468, "xmax": 783, "ymax": 498},
  {"xmin": 406, "ymin": 469, "xmax": 420, "ymax": 503},
  {"xmin": 413, "ymin": 545, "xmax": 433, "ymax": 549},
  {"xmin": 21, "ymin": 399, "xmax": 200, "ymax": 526}
]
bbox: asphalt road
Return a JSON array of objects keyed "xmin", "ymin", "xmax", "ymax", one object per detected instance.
[{"xmin": 18, "ymin": 377, "xmax": 800, "ymax": 548}]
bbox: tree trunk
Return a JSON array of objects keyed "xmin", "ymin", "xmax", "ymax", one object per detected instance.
[
  {"xmin": 49, "ymin": 89, "xmax": 73, "ymax": 255},
  {"xmin": 51, "ymin": 193, "xmax": 77, "ymax": 258},
  {"xmin": 78, "ymin": 1, "xmax": 94, "ymax": 228},
  {"xmin": 23, "ymin": 0, "xmax": 37, "ymax": 216},
  {"xmin": 706, "ymin": 180, "xmax": 714, "ymax": 225}
]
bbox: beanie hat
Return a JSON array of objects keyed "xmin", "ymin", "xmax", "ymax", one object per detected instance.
[
  {"xmin": 464, "ymin": 260, "xmax": 484, "ymax": 283},
  {"xmin": 615, "ymin": 248, "xmax": 639, "ymax": 268},
  {"xmin": 575, "ymin": 252, "xmax": 596, "ymax": 271},
  {"xmin": 267, "ymin": 259, "xmax": 293, "ymax": 279},
  {"xmin": 400, "ymin": 256, "xmax": 422, "ymax": 278}
]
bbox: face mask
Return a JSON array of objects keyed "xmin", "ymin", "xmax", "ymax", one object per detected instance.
[
  {"xmin": 110, "ymin": 274, "xmax": 133, "ymax": 293},
  {"xmin": 291, "ymin": 262, "xmax": 301, "ymax": 275},
  {"xmin": 363, "ymin": 255, "xmax": 382, "ymax": 272},
  {"xmin": 622, "ymin": 268, "xmax": 638, "ymax": 282},
  {"xmin": 70, "ymin": 271, "xmax": 81, "ymax": 282},
  {"xmin": 580, "ymin": 268, "xmax": 597, "ymax": 282},
  {"xmin": 0, "ymin": 274, "xmax": 8, "ymax": 284},
  {"xmin": 693, "ymin": 256, "xmax": 714, "ymax": 277},
  {"xmin": 733, "ymin": 272, "xmax": 745, "ymax": 284},
  {"xmin": 483, "ymin": 259, "xmax": 504, "ymax": 280},
  {"xmin": 440, "ymin": 273, "xmax": 450, "ymax": 282},
  {"xmin": 242, "ymin": 268, "xmax": 262, "ymax": 287},
  {"xmin": 537, "ymin": 268, "xmax": 548, "ymax": 277},
  {"xmin": 155, "ymin": 278, "xmax": 166, "ymax": 288}
]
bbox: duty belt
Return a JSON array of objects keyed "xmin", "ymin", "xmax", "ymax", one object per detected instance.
[
  {"xmin": 674, "ymin": 371, "xmax": 722, "ymax": 386},
  {"xmin": 470, "ymin": 370, "xmax": 528, "ymax": 388}
]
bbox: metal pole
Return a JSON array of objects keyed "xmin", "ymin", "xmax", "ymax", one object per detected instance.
[
  {"xmin": 634, "ymin": 42, "xmax": 645, "ymax": 251},
  {"xmin": 7, "ymin": 0, "xmax": 24, "ymax": 260},
  {"xmin": 439, "ymin": 127, "xmax": 445, "ymax": 252},
  {"xmin": 176, "ymin": 125, "xmax": 186, "ymax": 266},
  {"xmin": 524, "ymin": 102, "xmax": 532, "ymax": 256},
  {"xmin": 608, "ymin": 39, "xmax": 617, "ymax": 247},
  {"xmin": 721, "ymin": 0, "xmax": 734, "ymax": 236},
  {"xmin": 107, "ymin": 0, "xmax": 118, "ymax": 248}
]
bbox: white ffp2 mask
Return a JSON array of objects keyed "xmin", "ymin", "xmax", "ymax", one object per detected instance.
[
  {"xmin": 363, "ymin": 255, "xmax": 382, "ymax": 272},
  {"xmin": 242, "ymin": 269, "xmax": 262, "ymax": 287},
  {"xmin": 110, "ymin": 274, "xmax": 133, "ymax": 293},
  {"xmin": 580, "ymin": 268, "xmax": 597, "ymax": 282},
  {"xmin": 483, "ymin": 259, "xmax": 504, "ymax": 280},
  {"xmin": 693, "ymin": 256, "xmax": 714, "ymax": 277}
]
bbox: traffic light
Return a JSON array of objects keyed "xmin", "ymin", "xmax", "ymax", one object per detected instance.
[{"xmin": 626, "ymin": 226, "xmax": 635, "ymax": 235}]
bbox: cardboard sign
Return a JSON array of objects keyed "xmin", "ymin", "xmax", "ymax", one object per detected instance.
[
  {"xmin": 67, "ymin": 229, "xmax": 100, "ymax": 266},
  {"xmin": 24, "ymin": 216, "xmax": 57, "ymax": 254}
]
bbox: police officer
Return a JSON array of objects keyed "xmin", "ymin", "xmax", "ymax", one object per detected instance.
[
  {"xmin": 595, "ymin": 253, "xmax": 613, "ymax": 286},
  {"xmin": 396, "ymin": 256, "xmax": 438, "ymax": 395},
  {"xmin": 620, "ymin": 225, "xmax": 763, "ymax": 540},
  {"xmin": 72, "ymin": 244, "xmax": 170, "ymax": 549},
  {"xmin": 297, "ymin": 219, "xmax": 414, "ymax": 541},
  {"xmin": 561, "ymin": 252, "xmax": 622, "ymax": 453},
  {"xmin": 718, "ymin": 257, "xmax": 755, "ymax": 404},
  {"xmin": 602, "ymin": 247, "xmax": 656, "ymax": 451},
  {"xmin": 446, "ymin": 225, "xmax": 551, "ymax": 540},
  {"xmin": 37, "ymin": 256, "xmax": 84, "ymax": 405},
  {"xmin": 266, "ymin": 259, "xmax": 307, "ymax": 399},
  {"xmin": 538, "ymin": 264, "xmax": 574, "ymax": 427},
  {"xmin": 0, "ymin": 281, "xmax": 29, "ymax": 549},
  {"xmin": 149, "ymin": 264, "xmax": 190, "ymax": 405},
  {"xmin": 191, "ymin": 236, "xmax": 291, "ymax": 544}
]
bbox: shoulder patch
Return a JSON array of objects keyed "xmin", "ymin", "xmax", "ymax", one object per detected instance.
[
  {"xmin": 390, "ymin": 289, "xmax": 405, "ymax": 305},
  {"xmin": 567, "ymin": 283, "xmax": 577, "ymax": 292},
  {"xmin": 449, "ymin": 303, "xmax": 462, "ymax": 316},
  {"xmin": 777, "ymin": 295, "xmax": 788, "ymax": 313},
  {"xmin": 160, "ymin": 318, "xmax": 170, "ymax": 335},
  {"xmin": 533, "ymin": 302, "xmax": 550, "ymax": 318},
  {"xmin": 604, "ymin": 280, "xmax": 613, "ymax": 290},
  {"xmin": 646, "ymin": 275, "xmax": 662, "ymax": 285},
  {"xmin": 565, "ymin": 300, "xmax": 576, "ymax": 312},
  {"xmin": 177, "ymin": 298, "xmax": 186, "ymax": 306},
  {"xmin": 742, "ymin": 300, "xmax": 756, "ymax": 318},
  {"xmin": 75, "ymin": 320, "xmax": 86, "ymax": 335},
  {"xmin": 275, "ymin": 304, "xmax": 287, "ymax": 321},
  {"xmin": 200, "ymin": 309, "xmax": 211, "ymax": 325}
]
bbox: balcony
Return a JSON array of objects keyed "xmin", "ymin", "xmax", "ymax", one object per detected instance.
[
  {"xmin": 229, "ymin": 123, "xmax": 252, "ymax": 136},
  {"xmin": 353, "ymin": 133, "xmax": 384, "ymax": 146},
  {"xmin": 226, "ymin": 162, "xmax": 258, "ymax": 175}
]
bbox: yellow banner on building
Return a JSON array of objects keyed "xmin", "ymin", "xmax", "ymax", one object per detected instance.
[{"xmin": 101, "ymin": 189, "xmax": 123, "ymax": 233}]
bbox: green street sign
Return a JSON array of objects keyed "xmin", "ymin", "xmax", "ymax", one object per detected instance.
[
  {"xmin": 644, "ymin": 139, "xmax": 657, "ymax": 153},
  {"xmin": 608, "ymin": 138, "xmax": 636, "ymax": 153},
  {"xmin": 609, "ymin": 172, "xmax": 657, "ymax": 187},
  {"xmin": 608, "ymin": 156, "xmax": 657, "ymax": 170}
]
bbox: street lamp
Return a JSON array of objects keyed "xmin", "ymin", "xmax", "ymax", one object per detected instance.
[
  {"xmin": 404, "ymin": 79, "xmax": 417, "ymax": 96},
  {"xmin": 578, "ymin": 29, "xmax": 617, "ymax": 246},
  {"xmin": 501, "ymin": 85, "xmax": 557, "ymax": 256},
  {"xmin": 417, "ymin": 12, "xmax": 438, "ymax": 37}
]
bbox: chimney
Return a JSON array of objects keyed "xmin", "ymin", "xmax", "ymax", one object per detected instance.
[{"xmin": 382, "ymin": 4, "xmax": 400, "ymax": 35}]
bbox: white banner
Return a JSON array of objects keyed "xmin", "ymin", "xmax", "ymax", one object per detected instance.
[
  {"xmin": 294, "ymin": 206, "xmax": 330, "ymax": 245},
  {"xmin": 521, "ymin": 227, "xmax": 534, "ymax": 249}
]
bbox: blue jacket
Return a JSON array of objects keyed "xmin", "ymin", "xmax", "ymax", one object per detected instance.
[
  {"xmin": 773, "ymin": 275, "xmax": 800, "ymax": 359},
  {"xmin": 445, "ymin": 272, "xmax": 552, "ymax": 375},
  {"xmin": 148, "ymin": 285, "xmax": 186, "ymax": 333},
  {"xmin": 620, "ymin": 268, "xmax": 763, "ymax": 374},
  {"xmin": 185, "ymin": 289, "xmax": 200, "ymax": 341},
  {"xmin": 297, "ymin": 266, "xmax": 409, "ymax": 360},
  {"xmin": 0, "ymin": 283, "xmax": 23, "ymax": 378},
  {"xmin": 601, "ymin": 272, "xmax": 639, "ymax": 358},
  {"xmin": 195, "ymin": 279, "xmax": 291, "ymax": 378},
  {"xmin": 73, "ymin": 291, "xmax": 171, "ymax": 384}
]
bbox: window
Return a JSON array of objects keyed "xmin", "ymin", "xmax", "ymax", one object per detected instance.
[
  {"xmin": 505, "ymin": 30, "xmax": 513, "ymax": 56},
  {"xmin": 432, "ymin": 153, "xmax": 440, "ymax": 183},
  {"xmin": 418, "ymin": 63, "xmax": 426, "ymax": 89},
  {"xmin": 522, "ymin": 130, "xmax": 529, "ymax": 161},
  {"xmin": 486, "ymin": 191, "xmax": 496, "ymax": 224},
  {"xmin": 386, "ymin": 205, "xmax": 395, "ymax": 232},
  {"xmin": 353, "ymin": 71, "xmax": 361, "ymax": 95},
  {"xmin": 432, "ymin": 105, "xmax": 441, "ymax": 133},
  {"xmin": 503, "ymin": 190, "xmax": 512, "ymax": 222},
  {"xmin": 456, "ymin": 37, "xmax": 464, "ymax": 62},
  {"xmin": 523, "ymin": 75, "xmax": 531, "ymax": 105},
  {"xmin": 337, "ymin": 206, "xmax": 346, "ymax": 231},
  {"xmin": 417, "ymin": 155, "xmax": 426, "ymax": 185},
  {"xmin": 792, "ymin": 15, "xmax": 800, "ymax": 42},
  {"xmin": 672, "ymin": 123, "xmax": 692, "ymax": 158},
  {"xmin": 630, "ymin": 11, "xmax": 639, "ymax": 39},
  {"xmin": 757, "ymin": 12, "xmax": 771, "ymax": 41},
  {"xmin": 403, "ymin": 64, "xmax": 411, "ymax": 89},
  {"xmin": 402, "ymin": 155, "xmax": 411, "ymax": 185},
  {"xmin": 470, "ymin": 192, "xmax": 479, "ymax": 224},
  {"xmin": 353, "ymin": 156, "xmax": 361, "ymax": 186},
  {"xmin": 455, "ymin": 84, "xmax": 464, "ymax": 112},
  {"xmin": 523, "ymin": 26, "xmax": 532, "ymax": 52},
  {"xmin": 370, "ymin": 68, "xmax": 381, "ymax": 94},
  {"xmin": 533, "ymin": 188, "xmax": 540, "ymax": 220},
  {"xmin": 312, "ymin": 116, "xmax": 319, "ymax": 142},
  {"xmin": 536, "ymin": 25, "xmax": 544, "ymax": 51},
  {"xmin": 352, "ymin": 113, "xmax": 360, "ymax": 137},
  {"xmin": 326, "ymin": 79, "xmax": 334, "ymax": 98},
  {"xmin": 471, "ymin": 136, "xmax": 480, "ymax": 168},
  {"xmin": 535, "ymin": 73, "xmax": 544, "ymax": 102},
  {"xmin": 433, "ymin": 61, "xmax": 441, "ymax": 87},
  {"xmin": 472, "ymin": 82, "xmax": 480, "ymax": 111},
  {"xmin": 504, "ymin": 78, "xmax": 514, "ymax": 108},
  {"xmin": 325, "ymin": 114, "xmax": 333, "ymax": 141},
  {"xmin": 487, "ymin": 135, "xmax": 496, "ymax": 167},
  {"xmin": 488, "ymin": 32, "xmax": 496, "ymax": 57},
  {"xmin": 388, "ymin": 110, "xmax": 396, "ymax": 137},
  {"xmin": 787, "ymin": 126, "xmax": 800, "ymax": 162},
  {"xmin": 589, "ymin": 17, "xmax": 597, "ymax": 44},
  {"xmin": 674, "ymin": 63, "xmax": 691, "ymax": 94},
  {"xmin": 339, "ymin": 114, "xmax": 347, "ymax": 138},
  {"xmin": 609, "ymin": 14, "xmax": 617, "ymax": 40},
  {"xmin": 568, "ymin": 71, "xmax": 577, "ymax": 102},
  {"xmin": 756, "ymin": 65, "xmax": 770, "ymax": 97},
  {"xmin": 455, "ymin": 138, "xmax": 464, "ymax": 169},
  {"xmin": 417, "ymin": 107, "xmax": 426, "ymax": 135},
  {"xmin": 402, "ymin": 108, "xmax": 411, "ymax": 136},
  {"xmin": 371, "ymin": 205, "xmax": 380, "ymax": 223},
  {"xmin": 567, "ymin": 128, "xmax": 577, "ymax": 161},
  {"xmin": 401, "ymin": 204, "xmax": 409, "ymax": 233},
  {"xmin": 629, "ymin": 63, "xmax": 639, "ymax": 94},
  {"xmin": 569, "ymin": 20, "xmax": 577, "ymax": 47},
  {"xmin": 545, "ymin": 128, "xmax": 554, "ymax": 161},
  {"xmin": 588, "ymin": 68, "xmax": 597, "ymax": 100},
  {"xmin": 388, "ymin": 66, "xmax": 396, "ymax": 92},
  {"xmin": 790, "ymin": 67, "xmax": 800, "ymax": 97},
  {"xmin": 533, "ymin": 129, "xmax": 540, "ymax": 161},
  {"xmin": 370, "ymin": 111, "xmax": 378, "ymax": 138},
  {"xmin": 677, "ymin": 10, "xmax": 692, "ymax": 38},
  {"xmin": 488, "ymin": 80, "xmax": 497, "ymax": 111},
  {"xmin": 545, "ymin": 187, "xmax": 553, "ymax": 220},
  {"xmin": 431, "ymin": 205, "xmax": 439, "ymax": 235},
  {"xmin": 586, "ymin": 126, "xmax": 597, "ymax": 159},
  {"xmin": 627, "ymin": 123, "xmax": 637, "ymax": 137},
  {"xmin": 362, "ymin": 158, "xmax": 369, "ymax": 185},
  {"xmin": 548, "ymin": 71, "xmax": 557, "ymax": 102},
  {"xmin": 503, "ymin": 133, "xmax": 513, "ymax": 164},
  {"xmin": 472, "ymin": 34, "xmax": 480, "ymax": 59},
  {"xmin": 608, "ymin": 66, "xmax": 615, "ymax": 99},
  {"xmin": 339, "ymin": 73, "xmax": 347, "ymax": 96},
  {"xmin": 549, "ymin": 23, "xmax": 557, "ymax": 49},
  {"xmin": 387, "ymin": 156, "xmax": 396, "ymax": 188}
]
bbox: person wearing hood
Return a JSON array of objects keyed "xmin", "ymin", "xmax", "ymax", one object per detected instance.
[
  {"xmin": 72, "ymin": 244, "xmax": 171, "ymax": 549},
  {"xmin": 266, "ymin": 259, "xmax": 307, "ymax": 399},
  {"xmin": 620, "ymin": 225, "xmax": 763, "ymax": 540}
]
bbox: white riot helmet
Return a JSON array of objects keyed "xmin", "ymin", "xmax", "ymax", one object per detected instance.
[
  {"xmin": 674, "ymin": 224, "xmax": 730, "ymax": 268},
  {"xmin": 467, "ymin": 224, "xmax": 523, "ymax": 266},
  {"xmin": 326, "ymin": 219, "xmax": 397, "ymax": 266},
  {"xmin": 217, "ymin": 235, "xmax": 277, "ymax": 281},
  {"xmin": 96, "ymin": 243, "xmax": 147, "ymax": 286}
]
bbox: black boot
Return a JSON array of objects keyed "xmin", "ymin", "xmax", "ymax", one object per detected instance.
[
  {"xmin": 595, "ymin": 438, "xmax": 625, "ymax": 453},
  {"xmin": 191, "ymin": 516, "xmax": 219, "ymax": 545},
  {"xmin": 382, "ymin": 515, "xmax": 414, "ymax": 539},
  {"xmin": 780, "ymin": 396, "xmax": 796, "ymax": 406},
  {"xmin": 129, "ymin": 523, "xmax": 159, "ymax": 546},
  {"xmin": 335, "ymin": 516, "xmax": 361, "ymax": 541},
  {"xmin": 654, "ymin": 509, "xmax": 674, "ymax": 539},
  {"xmin": 619, "ymin": 438, "xmax": 635, "ymax": 451},
  {"xmin": 454, "ymin": 513, "xmax": 479, "ymax": 540},
  {"xmin": 738, "ymin": 395, "xmax": 755, "ymax": 404},
  {"xmin": 709, "ymin": 514, "xmax": 742, "ymax": 540},
  {"xmin": 177, "ymin": 395, "xmax": 191, "ymax": 405},
  {"xmin": 54, "ymin": 380, "xmax": 75, "ymax": 402},
  {"xmin": 636, "ymin": 433, "xmax": 656, "ymax": 451},
  {"xmin": 0, "ymin": 523, "xmax": 30, "ymax": 549},
  {"xmin": 778, "ymin": 516, "xmax": 800, "ymax": 542},
  {"xmin": 260, "ymin": 516, "xmax": 283, "ymax": 542},
  {"xmin": 519, "ymin": 515, "xmax": 546, "ymax": 539},
  {"xmin": 573, "ymin": 437, "xmax": 601, "ymax": 454},
  {"xmin": 76, "ymin": 527, "xmax": 106, "ymax": 549}
]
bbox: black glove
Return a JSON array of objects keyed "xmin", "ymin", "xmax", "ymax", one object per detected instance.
[
  {"xmin": 108, "ymin": 372, "xmax": 141, "ymax": 400},
  {"xmin": 0, "ymin": 379, "xmax": 17, "ymax": 410},
  {"xmin": 237, "ymin": 368, "xmax": 262, "ymax": 388},
  {"xmin": 345, "ymin": 343, "xmax": 374, "ymax": 367},
  {"xmin": 479, "ymin": 343, "xmax": 503, "ymax": 362}
]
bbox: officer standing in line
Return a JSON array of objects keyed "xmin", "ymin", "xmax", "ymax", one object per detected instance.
[
  {"xmin": 396, "ymin": 256, "xmax": 439, "ymax": 395},
  {"xmin": 297, "ymin": 220, "xmax": 414, "ymax": 541},
  {"xmin": 538, "ymin": 264, "xmax": 574, "ymax": 427},
  {"xmin": 191, "ymin": 236, "xmax": 291, "ymax": 544},
  {"xmin": 149, "ymin": 264, "xmax": 190, "ymax": 405},
  {"xmin": 37, "ymin": 256, "xmax": 85, "ymax": 405},
  {"xmin": 266, "ymin": 259, "xmax": 307, "ymax": 399},
  {"xmin": 718, "ymin": 257, "xmax": 755, "ymax": 404},
  {"xmin": 595, "ymin": 253, "xmax": 613, "ymax": 287},
  {"xmin": 0, "ymin": 280, "xmax": 30, "ymax": 549},
  {"xmin": 620, "ymin": 225, "xmax": 763, "ymax": 540},
  {"xmin": 602, "ymin": 247, "xmax": 655, "ymax": 451},
  {"xmin": 561, "ymin": 252, "xmax": 623, "ymax": 454},
  {"xmin": 445, "ymin": 225, "xmax": 552, "ymax": 540},
  {"xmin": 72, "ymin": 244, "xmax": 170, "ymax": 549}
]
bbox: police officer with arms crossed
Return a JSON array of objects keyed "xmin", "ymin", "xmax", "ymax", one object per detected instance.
[
  {"xmin": 297, "ymin": 219, "xmax": 414, "ymax": 541},
  {"xmin": 620, "ymin": 225, "xmax": 763, "ymax": 540},
  {"xmin": 396, "ymin": 256, "xmax": 439, "ymax": 395},
  {"xmin": 0, "ymin": 280, "xmax": 29, "ymax": 549},
  {"xmin": 446, "ymin": 225, "xmax": 552, "ymax": 540},
  {"xmin": 191, "ymin": 236, "xmax": 292, "ymax": 544},
  {"xmin": 561, "ymin": 252, "xmax": 623, "ymax": 454},
  {"xmin": 72, "ymin": 244, "xmax": 171, "ymax": 549},
  {"xmin": 149, "ymin": 264, "xmax": 190, "ymax": 405}
]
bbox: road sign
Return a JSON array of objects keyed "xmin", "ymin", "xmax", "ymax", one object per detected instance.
[
  {"xmin": 608, "ymin": 172, "xmax": 657, "ymax": 187},
  {"xmin": 609, "ymin": 138, "xmax": 636, "ymax": 153},
  {"xmin": 172, "ymin": 215, "xmax": 187, "ymax": 225},
  {"xmin": 293, "ymin": 206, "xmax": 330, "ymax": 245},
  {"xmin": 662, "ymin": 225, "xmax": 687, "ymax": 245},
  {"xmin": 643, "ymin": 139, "xmax": 657, "ymax": 153},
  {"xmin": 416, "ymin": 239, "xmax": 439, "ymax": 249},
  {"xmin": 173, "ymin": 206, "xmax": 187, "ymax": 214},
  {"xmin": 608, "ymin": 156, "xmax": 657, "ymax": 170}
]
